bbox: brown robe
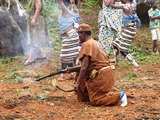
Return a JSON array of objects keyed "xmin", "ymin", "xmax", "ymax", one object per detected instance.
[{"xmin": 77, "ymin": 38, "xmax": 120, "ymax": 106}]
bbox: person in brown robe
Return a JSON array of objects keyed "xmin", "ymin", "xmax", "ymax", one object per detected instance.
[{"xmin": 75, "ymin": 23, "xmax": 127, "ymax": 106}]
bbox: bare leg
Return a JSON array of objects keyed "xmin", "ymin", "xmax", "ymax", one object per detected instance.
[
  {"xmin": 153, "ymin": 40, "xmax": 158, "ymax": 53},
  {"xmin": 24, "ymin": 47, "xmax": 43, "ymax": 65},
  {"xmin": 126, "ymin": 54, "xmax": 139, "ymax": 68}
]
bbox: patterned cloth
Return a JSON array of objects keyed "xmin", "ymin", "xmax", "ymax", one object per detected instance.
[
  {"xmin": 121, "ymin": 2, "xmax": 136, "ymax": 15},
  {"xmin": 60, "ymin": 29, "xmax": 80, "ymax": 64},
  {"xmin": 104, "ymin": 0, "xmax": 114, "ymax": 6},
  {"xmin": 98, "ymin": 4, "xmax": 122, "ymax": 54},
  {"xmin": 112, "ymin": 1, "xmax": 141, "ymax": 27},
  {"xmin": 59, "ymin": 2, "xmax": 80, "ymax": 65},
  {"xmin": 111, "ymin": 2, "xmax": 140, "ymax": 67},
  {"xmin": 148, "ymin": 8, "xmax": 160, "ymax": 30},
  {"xmin": 113, "ymin": 25, "xmax": 137, "ymax": 54},
  {"xmin": 58, "ymin": 15, "xmax": 76, "ymax": 34},
  {"xmin": 122, "ymin": 14, "xmax": 141, "ymax": 27},
  {"xmin": 112, "ymin": 1, "xmax": 140, "ymax": 54}
]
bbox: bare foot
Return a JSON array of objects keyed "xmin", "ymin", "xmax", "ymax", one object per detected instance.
[{"xmin": 133, "ymin": 66, "xmax": 142, "ymax": 72}]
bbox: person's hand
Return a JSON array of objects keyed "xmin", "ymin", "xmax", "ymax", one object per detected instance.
[
  {"xmin": 74, "ymin": 82, "xmax": 79, "ymax": 91},
  {"xmin": 74, "ymin": 77, "xmax": 81, "ymax": 91},
  {"xmin": 104, "ymin": 0, "xmax": 114, "ymax": 6},
  {"xmin": 31, "ymin": 16, "xmax": 37, "ymax": 26}
]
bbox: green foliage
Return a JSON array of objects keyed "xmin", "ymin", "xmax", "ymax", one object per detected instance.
[
  {"xmin": 41, "ymin": 0, "xmax": 61, "ymax": 53},
  {"xmin": 42, "ymin": 0, "xmax": 60, "ymax": 17},
  {"xmin": 118, "ymin": 60, "xmax": 131, "ymax": 68},
  {"xmin": 0, "ymin": 57, "xmax": 15, "ymax": 64},
  {"xmin": 83, "ymin": 0, "xmax": 100, "ymax": 8},
  {"xmin": 0, "ymin": 56, "xmax": 24, "ymax": 83},
  {"xmin": 8, "ymin": 70, "xmax": 23, "ymax": 83},
  {"xmin": 0, "ymin": 68, "xmax": 24, "ymax": 83},
  {"xmin": 24, "ymin": 0, "xmax": 34, "ymax": 13},
  {"xmin": 125, "ymin": 72, "xmax": 138, "ymax": 81},
  {"xmin": 118, "ymin": 45, "xmax": 160, "ymax": 68},
  {"xmin": 130, "ymin": 46, "xmax": 160, "ymax": 64},
  {"xmin": 0, "ymin": 73, "xmax": 23, "ymax": 83}
]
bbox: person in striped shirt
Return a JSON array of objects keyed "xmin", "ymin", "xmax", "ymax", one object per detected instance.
[
  {"xmin": 111, "ymin": 0, "xmax": 141, "ymax": 71},
  {"xmin": 58, "ymin": 0, "xmax": 80, "ymax": 69}
]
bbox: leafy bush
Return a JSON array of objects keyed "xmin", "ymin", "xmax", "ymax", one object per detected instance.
[{"xmin": 129, "ymin": 46, "xmax": 160, "ymax": 64}]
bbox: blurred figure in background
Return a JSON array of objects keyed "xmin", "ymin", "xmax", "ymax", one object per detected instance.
[
  {"xmin": 148, "ymin": 1, "xmax": 160, "ymax": 54},
  {"xmin": 98, "ymin": 0, "xmax": 122, "ymax": 66},
  {"xmin": 111, "ymin": 0, "xmax": 141, "ymax": 71},
  {"xmin": 24, "ymin": 0, "xmax": 51, "ymax": 65},
  {"xmin": 58, "ymin": 0, "xmax": 80, "ymax": 79},
  {"xmin": 98, "ymin": 0, "xmax": 122, "ymax": 54}
]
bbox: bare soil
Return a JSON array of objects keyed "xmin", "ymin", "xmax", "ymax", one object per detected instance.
[{"xmin": 0, "ymin": 60, "xmax": 160, "ymax": 120}]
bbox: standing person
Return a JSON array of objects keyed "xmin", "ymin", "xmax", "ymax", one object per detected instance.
[
  {"xmin": 98, "ymin": 0, "xmax": 123, "ymax": 64},
  {"xmin": 148, "ymin": 2, "xmax": 160, "ymax": 54},
  {"xmin": 24, "ymin": 0, "xmax": 51, "ymax": 65},
  {"xmin": 58, "ymin": 0, "xmax": 80, "ymax": 70},
  {"xmin": 111, "ymin": 0, "xmax": 141, "ymax": 70},
  {"xmin": 75, "ymin": 23, "xmax": 127, "ymax": 107},
  {"xmin": 63, "ymin": 0, "xmax": 80, "ymax": 26}
]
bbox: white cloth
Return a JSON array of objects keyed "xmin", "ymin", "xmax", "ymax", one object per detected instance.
[{"xmin": 151, "ymin": 28, "xmax": 160, "ymax": 41}]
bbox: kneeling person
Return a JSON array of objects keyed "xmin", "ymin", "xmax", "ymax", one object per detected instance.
[{"xmin": 76, "ymin": 23, "xmax": 127, "ymax": 107}]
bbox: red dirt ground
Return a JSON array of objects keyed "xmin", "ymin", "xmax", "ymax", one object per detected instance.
[{"xmin": 0, "ymin": 61, "xmax": 160, "ymax": 120}]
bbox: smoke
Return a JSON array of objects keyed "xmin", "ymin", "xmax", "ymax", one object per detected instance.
[
  {"xmin": 16, "ymin": 1, "xmax": 61, "ymax": 65},
  {"xmin": 8, "ymin": 0, "xmax": 80, "ymax": 65}
]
